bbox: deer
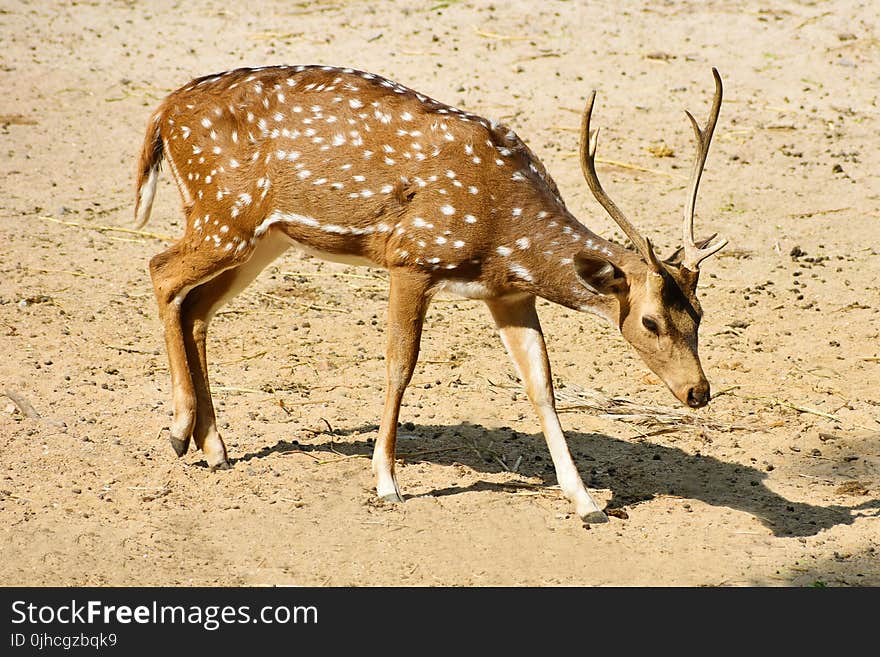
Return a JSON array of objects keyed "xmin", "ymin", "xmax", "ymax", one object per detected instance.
[{"xmin": 134, "ymin": 64, "xmax": 726, "ymax": 523}]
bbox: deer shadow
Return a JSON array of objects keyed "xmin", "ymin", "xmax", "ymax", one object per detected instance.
[{"xmin": 230, "ymin": 421, "xmax": 878, "ymax": 538}]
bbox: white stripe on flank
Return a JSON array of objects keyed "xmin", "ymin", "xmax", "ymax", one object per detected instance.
[
  {"xmin": 256, "ymin": 211, "xmax": 381, "ymax": 238},
  {"xmin": 255, "ymin": 211, "xmax": 318, "ymax": 237}
]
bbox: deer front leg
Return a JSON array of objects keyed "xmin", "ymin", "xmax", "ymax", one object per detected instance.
[
  {"xmin": 486, "ymin": 295, "xmax": 608, "ymax": 523},
  {"xmin": 372, "ymin": 270, "xmax": 433, "ymax": 503}
]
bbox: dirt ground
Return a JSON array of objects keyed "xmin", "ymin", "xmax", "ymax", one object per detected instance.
[{"xmin": 1, "ymin": 0, "xmax": 878, "ymax": 586}]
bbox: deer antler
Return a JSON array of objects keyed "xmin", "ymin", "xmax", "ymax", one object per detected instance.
[
  {"xmin": 681, "ymin": 68, "xmax": 727, "ymax": 271},
  {"xmin": 579, "ymin": 91, "xmax": 661, "ymax": 271}
]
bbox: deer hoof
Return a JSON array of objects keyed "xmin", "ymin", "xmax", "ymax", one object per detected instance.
[
  {"xmin": 380, "ymin": 491, "xmax": 404, "ymax": 504},
  {"xmin": 168, "ymin": 434, "xmax": 189, "ymax": 457},
  {"xmin": 580, "ymin": 510, "xmax": 609, "ymax": 524}
]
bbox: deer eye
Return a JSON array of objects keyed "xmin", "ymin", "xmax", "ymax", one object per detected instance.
[{"xmin": 642, "ymin": 316, "xmax": 660, "ymax": 335}]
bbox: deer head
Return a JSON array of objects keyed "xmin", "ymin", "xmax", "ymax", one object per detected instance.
[{"xmin": 574, "ymin": 68, "xmax": 727, "ymax": 408}]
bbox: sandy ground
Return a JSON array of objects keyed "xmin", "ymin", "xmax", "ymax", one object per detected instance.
[{"xmin": 1, "ymin": 0, "xmax": 878, "ymax": 586}]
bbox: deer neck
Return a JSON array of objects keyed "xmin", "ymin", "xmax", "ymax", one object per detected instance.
[{"xmin": 492, "ymin": 205, "xmax": 627, "ymax": 325}]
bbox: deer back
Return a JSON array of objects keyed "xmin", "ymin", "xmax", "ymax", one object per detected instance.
[{"xmin": 149, "ymin": 65, "xmax": 582, "ymax": 280}]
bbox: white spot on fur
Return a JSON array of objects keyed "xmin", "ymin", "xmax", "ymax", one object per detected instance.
[{"xmin": 509, "ymin": 263, "xmax": 533, "ymax": 282}]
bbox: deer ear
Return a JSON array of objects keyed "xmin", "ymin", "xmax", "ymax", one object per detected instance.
[
  {"xmin": 574, "ymin": 251, "xmax": 627, "ymax": 295},
  {"xmin": 664, "ymin": 246, "xmax": 685, "ymax": 268}
]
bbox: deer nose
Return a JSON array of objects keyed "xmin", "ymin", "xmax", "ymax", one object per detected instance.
[{"xmin": 686, "ymin": 381, "xmax": 710, "ymax": 408}]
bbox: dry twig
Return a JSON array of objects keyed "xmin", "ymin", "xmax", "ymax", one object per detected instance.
[
  {"xmin": 38, "ymin": 215, "xmax": 173, "ymax": 241},
  {"xmin": 258, "ymin": 291, "xmax": 347, "ymax": 314},
  {"xmin": 548, "ymin": 384, "xmax": 755, "ymax": 432},
  {"xmin": 3, "ymin": 390, "xmax": 40, "ymax": 418},
  {"xmin": 103, "ymin": 343, "xmax": 159, "ymax": 355},
  {"xmin": 474, "ymin": 27, "xmax": 533, "ymax": 41}
]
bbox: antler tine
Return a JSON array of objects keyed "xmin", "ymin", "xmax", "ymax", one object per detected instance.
[
  {"xmin": 579, "ymin": 91, "xmax": 660, "ymax": 270},
  {"xmin": 682, "ymin": 67, "xmax": 727, "ymax": 271}
]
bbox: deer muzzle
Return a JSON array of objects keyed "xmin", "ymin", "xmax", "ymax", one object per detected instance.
[{"xmin": 681, "ymin": 379, "xmax": 711, "ymax": 408}]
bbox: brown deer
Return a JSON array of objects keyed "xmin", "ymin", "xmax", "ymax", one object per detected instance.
[{"xmin": 135, "ymin": 65, "xmax": 726, "ymax": 523}]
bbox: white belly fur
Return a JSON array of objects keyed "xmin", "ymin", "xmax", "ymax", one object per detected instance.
[
  {"xmin": 204, "ymin": 231, "xmax": 292, "ymax": 320},
  {"xmin": 440, "ymin": 280, "xmax": 492, "ymax": 299},
  {"xmin": 283, "ymin": 235, "xmax": 376, "ymax": 268}
]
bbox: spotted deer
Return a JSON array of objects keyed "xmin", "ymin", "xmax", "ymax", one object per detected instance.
[{"xmin": 135, "ymin": 65, "xmax": 726, "ymax": 523}]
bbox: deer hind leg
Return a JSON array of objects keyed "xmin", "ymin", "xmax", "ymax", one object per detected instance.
[
  {"xmin": 486, "ymin": 294, "xmax": 608, "ymax": 523},
  {"xmin": 150, "ymin": 240, "xmax": 223, "ymax": 460},
  {"xmin": 181, "ymin": 230, "xmax": 291, "ymax": 468},
  {"xmin": 372, "ymin": 270, "xmax": 434, "ymax": 502},
  {"xmin": 148, "ymin": 217, "xmax": 268, "ymax": 464}
]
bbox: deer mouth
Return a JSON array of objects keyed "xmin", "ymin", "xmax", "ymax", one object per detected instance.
[{"xmin": 677, "ymin": 380, "xmax": 710, "ymax": 408}]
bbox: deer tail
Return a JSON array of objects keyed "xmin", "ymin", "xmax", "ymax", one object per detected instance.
[{"xmin": 133, "ymin": 113, "xmax": 164, "ymax": 229}]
